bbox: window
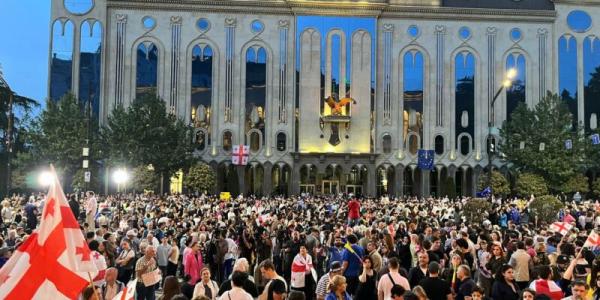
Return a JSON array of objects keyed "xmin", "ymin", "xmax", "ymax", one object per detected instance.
[
  {"xmin": 277, "ymin": 133, "xmax": 286, "ymax": 151},
  {"xmin": 142, "ymin": 16, "xmax": 156, "ymax": 30},
  {"xmin": 460, "ymin": 135, "xmax": 470, "ymax": 156},
  {"xmin": 195, "ymin": 130, "xmax": 206, "ymax": 151},
  {"xmin": 79, "ymin": 20, "xmax": 102, "ymax": 116},
  {"xmin": 191, "ymin": 44, "xmax": 213, "ymax": 126},
  {"xmin": 455, "ymin": 52, "xmax": 475, "ymax": 141},
  {"xmin": 506, "ymin": 54, "xmax": 526, "ymax": 121},
  {"xmin": 567, "ymin": 10, "xmax": 592, "ymax": 33},
  {"xmin": 222, "ymin": 131, "xmax": 232, "ymax": 152},
  {"xmin": 249, "ymin": 132, "xmax": 260, "ymax": 152},
  {"xmin": 64, "ymin": 0, "xmax": 93, "ymax": 14},
  {"xmin": 584, "ymin": 37, "xmax": 600, "ymax": 133},
  {"xmin": 435, "ymin": 135, "xmax": 444, "ymax": 155},
  {"xmin": 136, "ymin": 42, "xmax": 159, "ymax": 99},
  {"xmin": 245, "ymin": 47, "xmax": 267, "ymax": 140},
  {"xmin": 559, "ymin": 35, "xmax": 578, "ymax": 129},
  {"xmin": 403, "ymin": 51, "xmax": 424, "ymax": 143},
  {"xmin": 382, "ymin": 135, "xmax": 392, "ymax": 154},
  {"xmin": 408, "ymin": 135, "xmax": 419, "ymax": 155},
  {"xmin": 50, "ymin": 20, "xmax": 74, "ymax": 101}
]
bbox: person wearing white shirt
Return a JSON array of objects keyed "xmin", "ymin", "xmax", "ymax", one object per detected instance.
[
  {"xmin": 218, "ymin": 271, "xmax": 253, "ymax": 300},
  {"xmin": 194, "ymin": 268, "xmax": 219, "ymax": 300},
  {"xmin": 85, "ymin": 192, "xmax": 98, "ymax": 231}
]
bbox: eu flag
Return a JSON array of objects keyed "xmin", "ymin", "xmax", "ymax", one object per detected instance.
[{"xmin": 418, "ymin": 149, "xmax": 434, "ymax": 170}]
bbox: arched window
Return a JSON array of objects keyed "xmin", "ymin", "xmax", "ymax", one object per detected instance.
[
  {"xmin": 50, "ymin": 20, "xmax": 74, "ymax": 101},
  {"xmin": 136, "ymin": 42, "xmax": 159, "ymax": 99},
  {"xmin": 222, "ymin": 131, "xmax": 232, "ymax": 152},
  {"xmin": 331, "ymin": 34, "xmax": 341, "ymax": 96},
  {"xmin": 191, "ymin": 44, "xmax": 213, "ymax": 131},
  {"xmin": 249, "ymin": 131, "xmax": 260, "ymax": 152},
  {"xmin": 277, "ymin": 132, "xmax": 287, "ymax": 151},
  {"xmin": 559, "ymin": 35, "xmax": 578, "ymax": 128},
  {"xmin": 245, "ymin": 46, "xmax": 267, "ymax": 145},
  {"xmin": 506, "ymin": 54, "xmax": 526, "ymax": 121},
  {"xmin": 584, "ymin": 36, "xmax": 600, "ymax": 132},
  {"xmin": 460, "ymin": 135, "xmax": 470, "ymax": 156},
  {"xmin": 382, "ymin": 135, "xmax": 392, "ymax": 154},
  {"xmin": 435, "ymin": 135, "xmax": 444, "ymax": 155},
  {"xmin": 403, "ymin": 51, "xmax": 424, "ymax": 145},
  {"xmin": 79, "ymin": 20, "xmax": 102, "ymax": 116},
  {"xmin": 455, "ymin": 51, "xmax": 475, "ymax": 140}
]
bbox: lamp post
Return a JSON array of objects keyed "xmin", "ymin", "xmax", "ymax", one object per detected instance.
[
  {"xmin": 113, "ymin": 168, "xmax": 129, "ymax": 193},
  {"xmin": 487, "ymin": 68, "xmax": 517, "ymax": 199}
]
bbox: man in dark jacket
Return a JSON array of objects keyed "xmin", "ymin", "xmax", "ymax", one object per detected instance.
[
  {"xmin": 456, "ymin": 265, "xmax": 476, "ymax": 300},
  {"xmin": 68, "ymin": 194, "xmax": 80, "ymax": 220}
]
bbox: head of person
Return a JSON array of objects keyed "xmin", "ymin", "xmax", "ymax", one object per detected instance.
[
  {"xmin": 299, "ymin": 245, "xmax": 308, "ymax": 256},
  {"xmin": 471, "ymin": 285, "xmax": 485, "ymax": 300},
  {"xmin": 457, "ymin": 265, "xmax": 471, "ymax": 280},
  {"xmin": 570, "ymin": 280, "xmax": 589, "ymax": 299},
  {"xmin": 417, "ymin": 251, "xmax": 429, "ymax": 267},
  {"xmin": 233, "ymin": 258, "xmax": 250, "ymax": 273},
  {"xmin": 428, "ymin": 261, "xmax": 440, "ymax": 276},
  {"xmin": 412, "ymin": 285, "xmax": 428, "ymax": 300},
  {"xmin": 105, "ymin": 267, "xmax": 118, "ymax": 284},
  {"xmin": 388, "ymin": 257, "xmax": 400, "ymax": 271},
  {"xmin": 145, "ymin": 245, "xmax": 156, "ymax": 258},
  {"xmin": 347, "ymin": 234, "xmax": 358, "ymax": 245},
  {"xmin": 162, "ymin": 275, "xmax": 181, "ymax": 298},
  {"xmin": 329, "ymin": 275, "xmax": 347, "ymax": 294},
  {"xmin": 288, "ymin": 291, "xmax": 306, "ymax": 300},
  {"xmin": 231, "ymin": 271, "xmax": 248, "ymax": 288},
  {"xmin": 496, "ymin": 264, "xmax": 514, "ymax": 283},
  {"xmin": 201, "ymin": 267, "xmax": 211, "ymax": 283},
  {"xmin": 362, "ymin": 256, "xmax": 373, "ymax": 270},
  {"xmin": 329, "ymin": 261, "xmax": 343, "ymax": 276},
  {"xmin": 536, "ymin": 265, "xmax": 552, "ymax": 280},
  {"xmin": 259, "ymin": 259, "xmax": 277, "ymax": 280},
  {"xmin": 391, "ymin": 285, "xmax": 406, "ymax": 300},
  {"xmin": 521, "ymin": 288, "xmax": 535, "ymax": 300},
  {"xmin": 82, "ymin": 285, "xmax": 100, "ymax": 300},
  {"xmin": 491, "ymin": 243, "xmax": 504, "ymax": 257}
]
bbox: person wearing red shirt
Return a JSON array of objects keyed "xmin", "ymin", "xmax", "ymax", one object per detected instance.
[{"xmin": 347, "ymin": 198, "xmax": 360, "ymax": 226}]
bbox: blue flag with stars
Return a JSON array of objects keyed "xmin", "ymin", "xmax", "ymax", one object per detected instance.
[{"xmin": 418, "ymin": 149, "xmax": 434, "ymax": 170}]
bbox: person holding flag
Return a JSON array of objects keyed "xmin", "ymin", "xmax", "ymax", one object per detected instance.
[
  {"xmin": 0, "ymin": 166, "xmax": 99, "ymax": 299},
  {"xmin": 341, "ymin": 234, "xmax": 364, "ymax": 296}
]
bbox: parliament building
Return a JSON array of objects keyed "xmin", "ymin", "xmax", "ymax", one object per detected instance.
[{"xmin": 49, "ymin": 0, "xmax": 600, "ymax": 197}]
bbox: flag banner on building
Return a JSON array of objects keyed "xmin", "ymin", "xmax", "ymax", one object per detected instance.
[
  {"xmin": 231, "ymin": 145, "xmax": 249, "ymax": 165},
  {"xmin": 417, "ymin": 149, "xmax": 434, "ymax": 170},
  {"xmin": 592, "ymin": 133, "xmax": 600, "ymax": 145},
  {"xmin": 476, "ymin": 187, "xmax": 491, "ymax": 198},
  {"xmin": 565, "ymin": 139, "xmax": 573, "ymax": 150},
  {"xmin": 549, "ymin": 222, "xmax": 573, "ymax": 236},
  {"xmin": 0, "ymin": 166, "xmax": 98, "ymax": 300},
  {"xmin": 584, "ymin": 231, "xmax": 600, "ymax": 248}
]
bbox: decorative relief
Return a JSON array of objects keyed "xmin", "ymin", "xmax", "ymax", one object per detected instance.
[
  {"xmin": 278, "ymin": 19, "xmax": 289, "ymax": 29},
  {"xmin": 434, "ymin": 25, "xmax": 446, "ymax": 34},
  {"xmin": 116, "ymin": 14, "xmax": 127, "ymax": 23},
  {"xmin": 225, "ymin": 17, "xmax": 237, "ymax": 27},
  {"xmin": 486, "ymin": 26, "xmax": 498, "ymax": 35},
  {"xmin": 383, "ymin": 23, "xmax": 394, "ymax": 32},
  {"xmin": 170, "ymin": 16, "xmax": 182, "ymax": 25}
]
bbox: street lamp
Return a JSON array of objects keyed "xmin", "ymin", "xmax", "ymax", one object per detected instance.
[
  {"xmin": 113, "ymin": 168, "xmax": 129, "ymax": 193},
  {"xmin": 38, "ymin": 171, "xmax": 54, "ymax": 187},
  {"xmin": 487, "ymin": 68, "xmax": 517, "ymax": 198}
]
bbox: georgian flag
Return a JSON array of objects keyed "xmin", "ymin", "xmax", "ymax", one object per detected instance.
[
  {"xmin": 584, "ymin": 231, "xmax": 600, "ymax": 248},
  {"xmin": 549, "ymin": 222, "xmax": 573, "ymax": 236},
  {"xmin": 232, "ymin": 145, "xmax": 249, "ymax": 165},
  {"xmin": 0, "ymin": 166, "xmax": 98, "ymax": 299}
]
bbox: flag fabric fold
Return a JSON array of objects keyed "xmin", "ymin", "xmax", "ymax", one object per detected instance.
[
  {"xmin": 0, "ymin": 166, "xmax": 98, "ymax": 299},
  {"xmin": 584, "ymin": 231, "xmax": 600, "ymax": 248},
  {"xmin": 549, "ymin": 222, "xmax": 573, "ymax": 236}
]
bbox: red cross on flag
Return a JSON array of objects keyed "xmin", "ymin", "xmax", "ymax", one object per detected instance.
[
  {"xmin": 232, "ymin": 145, "xmax": 249, "ymax": 165},
  {"xmin": 112, "ymin": 279, "xmax": 137, "ymax": 300},
  {"xmin": 550, "ymin": 222, "xmax": 573, "ymax": 236},
  {"xmin": 584, "ymin": 231, "xmax": 600, "ymax": 248},
  {"xmin": 0, "ymin": 166, "xmax": 98, "ymax": 299}
]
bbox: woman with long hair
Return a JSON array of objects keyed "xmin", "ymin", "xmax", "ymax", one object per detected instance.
[
  {"xmin": 491, "ymin": 265, "xmax": 520, "ymax": 300},
  {"xmin": 412, "ymin": 285, "xmax": 429, "ymax": 300},
  {"xmin": 356, "ymin": 256, "xmax": 377, "ymax": 299},
  {"xmin": 324, "ymin": 275, "xmax": 352, "ymax": 300},
  {"xmin": 485, "ymin": 242, "xmax": 507, "ymax": 278},
  {"xmin": 159, "ymin": 276, "xmax": 181, "ymax": 300},
  {"xmin": 290, "ymin": 245, "xmax": 315, "ymax": 300}
]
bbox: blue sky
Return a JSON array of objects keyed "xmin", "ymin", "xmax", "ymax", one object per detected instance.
[{"xmin": 0, "ymin": 1, "xmax": 51, "ymax": 106}]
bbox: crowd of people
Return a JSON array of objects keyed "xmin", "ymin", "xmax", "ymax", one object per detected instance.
[{"xmin": 1, "ymin": 191, "xmax": 600, "ymax": 300}]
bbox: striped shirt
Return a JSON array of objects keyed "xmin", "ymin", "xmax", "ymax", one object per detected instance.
[{"xmin": 316, "ymin": 273, "xmax": 333, "ymax": 299}]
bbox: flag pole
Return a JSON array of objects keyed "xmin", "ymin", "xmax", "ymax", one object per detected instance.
[{"xmin": 87, "ymin": 272, "xmax": 98, "ymax": 297}]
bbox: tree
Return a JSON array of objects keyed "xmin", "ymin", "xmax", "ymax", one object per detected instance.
[
  {"xmin": 28, "ymin": 93, "xmax": 99, "ymax": 186},
  {"xmin": 515, "ymin": 173, "xmax": 548, "ymax": 197},
  {"xmin": 500, "ymin": 92, "xmax": 586, "ymax": 191},
  {"xmin": 592, "ymin": 178, "xmax": 600, "ymax": 198},
  {"xmin": 101, "ymin": 93, "xmax": 195, "ymax": 192},
  {"xmin": 560, "ymin": 173, "xmax": 589, "ymax": 195},
  {"xmin": 72, "ymin": 167, "xmax": 101, "ymax": 192},
  {"xmin": 529, "ymin": 195, "xmax": 564, "ymax": 225},
  {"xmin": 463, "ymin": 198, "xmax": 492, "ymax": 224},
  {"xmin": 477, "ymin": 170, "xmax": 510, "ymax": 196},
  {"xmin": 130, "ymin": 165, "xmax": 160, "ymax": 193},
  {"xmin": 183, "ymin": 162, "xmax": 216, "ymax": 194}
]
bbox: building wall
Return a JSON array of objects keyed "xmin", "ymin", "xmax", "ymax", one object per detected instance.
[{"xmin": 49, "ymin": 0, "xmax": 600, "ymax": 197}]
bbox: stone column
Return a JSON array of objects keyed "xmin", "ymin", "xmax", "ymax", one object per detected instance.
[
  {"xmin": 291, "ymin": 163, "xmax": 301, "ymax": 195},
  {"xmin": 395, "ymin": 166, "xmax": 403, "ymax": 198},
  {"xmin": 421, "ymin": 169, "xmax": 430, "ymax": 197},
  {"xmin": 263, "ymin": 163, "xmax": 272, "ymax": 196},
  {"xmin": 366, "ymin": 164, "xmax": 376, "ymax": 197},
  {"xmin": 237, "ymin": 165, "xmax": 245, "ymax": 197}
]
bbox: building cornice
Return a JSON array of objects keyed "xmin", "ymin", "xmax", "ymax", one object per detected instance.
[
  {"xmin": 552, "ymin": 0, "xmax": 600, "ymax": 5},
  {"xmin": 107, "ymin": 0, "xmax": 556, "ymax": 22}
]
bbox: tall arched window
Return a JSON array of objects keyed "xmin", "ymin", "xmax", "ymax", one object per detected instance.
[
  {"xmin": 435, "ymin": 135, "xmax": 444, "ymax": 155},
  {"xmin": 50, "ymin": 20, "xmax": 74, "ymax": 101},
  {"xmin": 245, "ymin": 46, "xmax": 267, "ymax": 146},
  {"xmin": 136, "ymin": 42, "xmax": 159, "ymax": 99},
  {"xmin": 222, "ymin": 131, "xmax": 232, "ymax": 152},
  {"xmin": 403, "ymin": 50, "xmax": 424, "ymax": 147},
  {"xmin": 331, "ymin": 34, "xmax": 341, "ymax": 96},
  {"xmin": 559, "ymin": 35, "xmax": 578, "ymax": 128},
  {"xmin": 79, "ymin": 20, "xmax": 102, "ymax": 116},
  {"xmin": 584, "ymin": 36, "xmax": 600, "ymax": 132},
  {"xmin": 455, "ymin": 52, "xmax": 475, "ymax": 142},
  {"xmin": 191, "ymin": 44, "xmax": 213, "ymax": 146},
  {"xmin": 506, "ymin": 54, "xmax": 526, "ymax": 121}
]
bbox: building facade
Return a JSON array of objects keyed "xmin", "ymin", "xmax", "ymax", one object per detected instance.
[{"xmin": 49, "ymin": 0, "xmax": 600, "ymax": 197}]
